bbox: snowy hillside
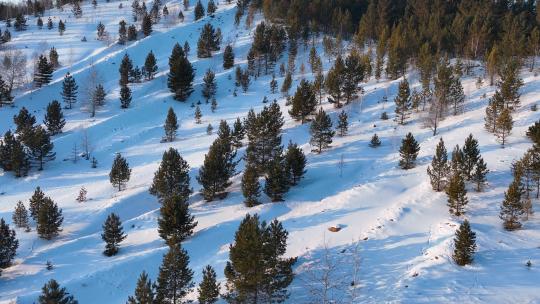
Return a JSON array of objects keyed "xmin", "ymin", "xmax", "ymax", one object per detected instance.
[{"xmin": 1, "ymin": 0, "xmax": 540, "ymax": 303}]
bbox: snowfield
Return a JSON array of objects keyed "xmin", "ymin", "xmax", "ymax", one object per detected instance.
[{"xmin": 1, "ymin": 0, "xmax": 540, "ymax": 303}]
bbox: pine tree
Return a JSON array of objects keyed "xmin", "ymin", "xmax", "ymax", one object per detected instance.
[
  {"xmin": 280, "ymin": 72, "xmax": 292, "ymax": 96},
  {"xmin": 472, "ymin": 157, "xmax": 488, "ymax": 192},
  {"xmin": 498, "ymin": 60, "xmax": 523, "ymax": 110},
  {"xmin": 47, "ymin": 17, "xmax": 53, "ymax": 29},
  {"xmin": 29, "ymin": 186, "xmax": 46, "ymax": 220},
  {"xmin": 427, "ymin": 138, "xmax": 449, "ymax": 192},
  {"xmin": 367, "ymin": 134, "xmax": 381, "ymax": 148},
  {"xmin": 394, "ymin": 78, "xmax": 411, "ymax": 125},
  {"xmin": 198, "ymin": 265, "xmax": 220, "ymax": 304},
  {"xmin": 526, "ymin": 120, "xmax": 540, "ymax": 145},
  {"xmin": 119, "ymin": 54, "xmax": 134, "ymax": 86},
  {"xmin": 44, "ymin": 100, "xmax": 65, "ymax": 135},
  {"xmin": 118, "ymin": 20, "xmax": 127, "ymax": 44},
  {"xmin": 143, "ymin": 51, "xmax": 158, "ymax": 80},
  {"xmin": 284, "ymin": 142, "xmax": 306, "ymax": 185},
  {"xmin": 495, "ymin": 108, "xmax": 513, "ymax": 147},
  {"xmin": 37, "ymin": 17, "xmax": 43, "ymax": 29},
  {"xmin": 224, "ymin": 214, "xmax": 296, "ymax": 303},
  {"xmin": 76, "ymin": 187, "xmax": 87, "ymax": 203},
  {"xmin": 450, "ymin": 145, "xmax": 466, "ymax": 178},
  {"xmin": 223, "ymin": 44, "xmax": 234, "ymax": 69},
  {"xmin": 155, "ymin": 244, "xmax": 194, "ymax": 304},
  {"xmin": 197, "ymin": 137, "xmax": 237, "ymax": 201},
  {"xmin": 462, "ymin": 134, "xmax": 480, "ymax": 180},
  {"xmin": 289, "ymin": 79, "xmax": 316, "ymax": 123},
  {"xmin": 49, "ymin": 47, "xmax": 59, "ymax": 69},
  {"xmin": 101, "ymin": 213, "xmax": 127, "ymax": 256},
  {"xmin": 150, "ymin": 148, "xmax": 192, "ymax": 203},
  {"xmin": 264, "ymin": 155, "xmax": 290, "ymax": 202},
  {"xmin": 167, "ymin": 43, "xmax": 195, "ymax": 101},
  {"xmin": 309, "ymin": 108, "xmax": 334, "ymax": 153},
  {"xmin": 500, "ymin": 180, "xmax": 524, "ymax": 230},
  {"xmin": 120, "ymin": 85, "xmax": 132, "ymax": 108},
  {"xmin": 12, "ymin": 201, "xmax": 29, "ymax": 230},
  {"xmin": 270, "ymin": 74, "xmax": 278, "ymax": 94},
  {"xmin": 163, "ymin": 107, "xmax": 179, "ymax": 142},
  {"xmin": 446, "ymin": 173, "xmax": 468, "ymax": 216},
  {"xmin": 231, "ymin": 118, "xmax": 245, "ymax": 149},
  {"xmin": 38, "ymin": 279, "xmax": 77, "ymax": 304},
  {"xmin": 241, "ymin": 165, "xmax": 261, "ymax": 207},
  {"xmin": 194, "ymin": 0, "xmax": 205, "ymax": 20},
  {"xmin": 336, "ymin": 110, "xmax": 348, "ymax": 136},
  {"xmin": 452, "ymin": 220, "xmax": 476, "ymax": 266},
  {"xmin": 34, "ymin": 55, "xmax": 53, "ymax": 87},
  {"xmin": 13, "ymin": 107, "xmax": 36, "ymax": 138},
  {"xmin": 36, "ymin": 197, "xmax": 63, "ymax": 240},
  {"xmin": 14, "ymin": 13, "xmax": 27, "ymax": 31},
  {"xmin": 10, "ymin": 139, "xmax": 30, "ymax": 178},
  {"xmin": 60, "ymin": 72, "xmax": 78, "ymax": 109},
  {"xmin": 197, "ymin": 23, "xmax": 220, "ymax": 58},
  {"xmin": 109, "ymin": 153, "xmax": 131, "ymax": 191},
  {"xmin": 211, "ymin": 98, "xmax": 217, "ymax": 113},
  {"xmin": 96, "ymin": 21, "xmax": 106, "ymax": 40},
  {"xmin": 194, "ymin": 106, "xmax": 202, "ymax": 124},
  {"xmin": 127, "ymin": 271, "xmax": 155, "ymax": 304},
  {"xmin": 27, "ymin": 126, "xmax": 55, "ymax": 170},
  {"xmin": 0, "ymin": 218, "xmax": 18, "ymax": 269},
  {"xmin": 128, "ymin": 25, "xmax": 138, "ymax": 41},
  {"xmin": 449, "ymin": 77, "xmax": 465, "ymax": 115},
  {"xmin": 399, "ymin": 133, "xmax": 420, "ymax": 169},
  {"xmin": 58, "ymin": 20, "xmax": 66, "ymax": 35},
  {"xmin": 142, "ymin": 13, "xmax": 153, "ymax": 36},
  {"xmin": 158, "ymin": 194, "xmax": 197, "ymax": 246},
  {"xmin": 206, "ymin": 0, "xmax": 216, "ymax": 16},
  {"xmin": 201, "ymin": 69, "xmax": 217, "ymax": 102}
]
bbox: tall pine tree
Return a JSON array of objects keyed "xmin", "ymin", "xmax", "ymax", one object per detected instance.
[{"xmin": 101, "ymin": 213, "xmax": 127, "ymax": 256}]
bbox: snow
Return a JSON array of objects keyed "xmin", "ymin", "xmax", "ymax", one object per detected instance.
[{"xmin": 1, "ymin": 0, "xmax": 540, "ymax": 303}]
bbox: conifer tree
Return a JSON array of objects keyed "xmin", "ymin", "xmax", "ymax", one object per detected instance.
[
  {"xmin": 49, "ymin": 47, "xmax": 59, "ymax": 69},
  {"xmin": 164, "ymin": 107, "xmax": 178, "ymax": 142},
  {"xmin": 13, "ymin": 107, "xmax": 36, "ymax": 138},
  {"xmin": 167, "ymin": 43, "xmax": 195, "ymax": 101},
  {"xmin": 394, "ymin": 78, "xmax": 411, "ymax": 125},
  {"xmin": 206, "ymin": 0, "xmax": 216, "ymax": 16},
  {"xmin": 498, "ymin": 60, "xmax": 523, "ymax": 110},
  {"xmin": 193, "ymin": 105, "xmax": 202, "ymax": 124},
  {"xmin": 211, "ymin": 98, "xmax": 217, "ymax": 113},
  {"xmin": 446, "ymin": 173, "xmax": 468, "ymax": 216},
  {"xmin": 38, "ymin": 279, "xmax": 77, "ymax": 304},
  {"xmin": 449, "ymin": 77, "xmax": 465, "ymax": 115},
  {"xmin": 60, "ymin": 72, "xmax": 78, "ymax": 109},
  {"xmin": 452, "ymin": 220, "xmax": 476, "ymax": 266},
  {"xmin": 194, "ymin": 0, "xmax": 205, "ymax": 20},
  {"xmin": 128, "ymin": 25, "xmax": 137, "ymax": 41},
  {"xmin": 495, "ymin": 108, "xmax": 513, "ymax": 147},
  {"xmin": 101, "ymin": 213, "xmax": 126, "ymax": 256},
  {"xmin": 0, "ymin": 218, "xmax": 18, "ymax": 269},
  {"xmin": 197, "ymin": 137, "xmax": 237, "ymax": 201},
  {"xmin": 280, "ymin": 72, "xmax": 292, "ymax": 96},
  {"xmin": 143, "ymin": 51, "xmax": 158, "ymax": 80},
  {"xmin": 9, "ymin": 139, "xmax": 30, "ymax": 177},
  {"xmin": 12, "ymin": 201, "xmax": 29, "ymax": 230},
  {"xmin": 284, "ymin": 142, "xmax": 306, "ymax": 185},
  {"xmin": 264, "ymin": 155, "xmax": 290, "ymax": 202},
  {"xmin": 76, "ymin": 187, "xmax": 87, "ymax": 203},
  {"xmin": 325, "ymin": 56, "xmax": 345, "ymax": 107},
  {"xmin": 119, "ymin": 54, "xmax": 134, "ymax": 86},
  {"xmin": 197, "ymin": 265, "xmax": 220, "ymax": 304},
  {"xmin": 34, "ymin": 55, "xmax": 53, "ymax": 87},
  {"xmin": 201, "ymin": 69, "xmax": 217, "ymax": 102},
  {"xmin": 29, "ymin": 186, "xmax": 46, "ymax": 220},
  {"xmin": 289, "ymin": 79, "xmax": 317, "ymax": 123},
  {"xmin": 270, "ymin": 75, "xmax": 278, "ymax": 94},
  {"xmin": 158, "ymin": 195, "xmax": 197, "ymax": 246},
  {"xmin": 118, "ymin": 20, "xmax": 127, "ymax": 44},
  {"xmin": 142, "ymin": 13, "xmax": 152, "ymax": 36},
  {"xmin": 472, "ymin": 157, "xmax": 488, "ymax": 192},
  {"xmin": 485, "ymin": 92, "xmax": 504, "ymax": 133},
  {"xmin": 336, "ymin": 110, "xmax": 348, "ymax": 136},
  {"xmin": 109, "ymin": 153, "xmax": 131, "ymax": 191},
  {"xmin": 155, "ymin": 244, "xmax": 194, "ymax": 304},
  {"xmin": 369, "ymin": 133, "xmax": 381, "ymax": 147},
  {"xmin": 462, "ymin": 134, "xmax": 480, "ymax": 180},
  {"xmin": 127, "ymin": 271, "xmax": 155, "ymax": 304},
  {"xmin": 231, "ymin": 118, "xmax": 245, "ymax": 149},
  {"xmin": 197, "ymin": 23, "xmax": 220, "ymax": 58},
  {"xmin": 44, "ymin": 100, "xmax": 65, "ymax": 135},
  {"xmin": 36, "ymin": 197, "xmax": 63, "ymax": 240},
  {"xmin": 398, "ymin": 133, "xmax": 420, "ymax": 169},
  {"xmin": 224, "ymin": 214, "xmax": 296, "ymax": 303},
  {"xmin": 27, "ymin": 126, "xmax": 55, "ymax": 170},
  {"xmin": 58, "ymin": 20, "xmax": 65, "ymax": 35},
  {"xmin": 37, "ymin": 17, "xmax": 43, "ymax": 29},
  {"xmin": 47, "ymin": 17, "xmax": 53, "ymax": 29},
  {"xmin": 427, "ymin": 138, "xmax": 449, "ymax": 192},
  {"xmin": 120, "ymin": 85, "xmax": 132, "ymax": 109},
  {"xmin": 150, "ymin": 148, "xmax": 191, "ymax": 203},
  {"xmin": 241, "ymin": 165, "xmax": 261, "ymax": 207},
  {"xmin": 450, "ymin": 145, "xmax": 466, "ymax": 178},
  {"xmin": 309, "ymin": 108, "xmax": 334, "ymax": 153},
  {"xmin": 223, "ymin": 44, "xmax": 234, "ymax": 69},
  {"xmin": 500, "ymin": 180, "xmax": 524, "ymax": 230}
]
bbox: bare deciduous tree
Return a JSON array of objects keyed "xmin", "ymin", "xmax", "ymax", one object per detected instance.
[{"xmin": 1, "ymin": 49, "xmax": 27, "ymax": 100}]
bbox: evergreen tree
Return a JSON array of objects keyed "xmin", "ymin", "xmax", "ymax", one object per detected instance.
[
  {"xmin": 109, "ymin": 153, "xmax": 131, "ymax": 191},
  {"xmin": 36, "ymin": 197, "xmax": 63, "ymax": 240},
  {"xmin": 449, "ymin": 77, "xmax": 465, "ymax": 115},
  {"xmin": 49, "ymin": 47, "xmax": 59, "ymax": 69},
  {"xmin": 452, "ymin": 220, "xmax": 476, "ymax": 266},
  {"xmin": 394, "ymin": 78, "xmax": 411, "ymax": 125},
  {"xmin": 398, "ymin": 133, "xmax": 420, "ymax": 169},
  {"xmin": 231, "ymin": 118, "xmax": 245, "ymax": 149},
  {"xmin": 446, "ymin": 173, "xmax": 468, "ymax": 216},
  {"xmin": 462, "ymin": 134, "xmax": 480, "ymax": 180},
  {"xmin": 34, "ymin": 55, "xmax": 53, "ymax": 87},
  {"xmin": 241, "ymin": 165, "xmax": 261, "ymax": 207},
  {"xmin": 167, "ymin": 43, "xmax": 195, "ymax": 101},
  {"xmin": 101, "ymin": 213, "xmax": 127, "ymax": 256},
  {"xmin": 472, "ymin": 157, "xmax": 488, "ymax": 192},
  {"xmin": 27, "ymin": 126, "xmax": 55, "ymax": 170},
  {"xmin": 127, "ymin": 271, "xmax": 155, "ymax": 304},
  {"xmin": 0, "ymin": 218, "xmax": 18, "ymax": 269},
  {"xmin": 155, "ymin": 244, "xmax": 194, "ymax": 304},
  {"xmin": 118, "ymin": 20, "xmax": 127, "ymax": 44},
  {"xmin": 142, "ymin": 13, "xmax": 153, "ymax": 36},
  {"xmin": 197, "ymin": 23, "xmax": 220, "ymax": 58},
  {"xmin": 309, "ymin": 108, "xmax": 334, "ymax": 153},
  {"xmin": 58, "ymin": 20, "xmax": 65, "ymax": 35},
  {"xmin": 526, "ymin": 120, "xmax": 540, "ymax": 145},
  {"xmin": 498, "ymin": 60, "xmax": 524, "ymax": 110},
  {"xmin": 194, "ymin": 106, "xmax": 202, "ymax": 124},
  {"xmin": 120, "ymin": 85, "xmax": 132, "ymax": 109},
  {"xmin": 223, "ymin": 44, "xmax": 234, "ymax": 69},
  {"xmin": 38, "ymin": 279, "xmax": 77, "ymax": 304},
  {"xmin": 10, "ymin": 139, "xmax": 30, "ymax": 177},
  {"xmin": 163, "ymin": 107, "xmax": 179, "ymax": 142},
  {"xmin": 143, "ymin": 51, "xmax": 158, "ymax": 80},
  {"xmin": 206, "ymin": 0, "xmax": 216, "ymax": 16},
  {"xmin": 96, "ymin": 22, "xmax": 106, "ymax": 40},
  {"xmin": 14, "ymin": 13, "xmax": 27, "ymax": 31},
  {"xmin": 495, "ymin": 108, "xmax": 513, "ymax": 147},
  {"xmin": 47, "ymin": 17, "xmax": 53, "ymax": 29},
  {"xmin": 60, "ymin": 72, "xmax": 78, "ymax": 109},
  {"xmin": 211, "ymin": 98, "xmax": 217, "ymax": 112},
  {"xmin": 194, "ymin": 0, "xmax": 205, "ymax": 20},
  {"xmin": 325, "ymin": 56, "xmax": 345, "ymax": 107},
  {"xmin": 12, "ymin": 201, "xmax": 29, "ymax": 230},
  {"xmin": 280, "ymin": 72, "xmax": 292, "ymax": 96},
  {"xmin": 119, "ymin": 54, "xmax": 134, "ymax": 86},
  {"xmin": 369, "ymin": 133, "xmax": 381, "ymax": 147},
  {"xmin": 44, "ymin": 100, "xmax": 65, "ymax": 135},
  {"xmin": 150, "ymin": 148, "xmax": 191, "ymax": 203},
  {"xmin": 197, "ymin": 265, "xmax": 220, "ymax": 304},
  {"xmin": 201, "ymin": 69, "xmax": 217, "ymax": 102},
  {"xmin": 450, "ymin": 145, "xmax": 466, "ymax": 178},
  {"xmin": 224, "ymin": 214, "xmax": 296, "ymax": 303},
  {"xmin": 13, "ymin": 107, "xmax": 36, "ymax": 138},
  {"xmin": 128, "ymin": 25, "xmax": 138, "ymax": 41},
  {"xmin": 289, "ymin": 79, "xmax": 317, "ymax": 123},
  {"xmin": 500, "ymin": 180, "xmax": 524, "ymax": 230},
  {"xmin": 37, "ymin": 17, "xmax": 43, "ymax": 29},
  {"xmin": 284, "ymin": 142, "xmax": 306, "ymax": 185},
  {"xmin": 197, "ymin": 137, "xmax": 237, "ymax": 201},
  {"xmin": 29, "ymin": 186, "xmax": 46, "ymax": 220},
  {"xmin": 270, "ymin": 74, "xmax": 278, "ymax": 94},
  {"xmin": 336, "ymin": 110, "xmax": 348, "ymax": 136},
  {"xmin": 158, "ymin": 194, "xmax": 197, "ymax": 245},
  {"xmin": 264, "ymin": 155, "xmax": 290, "ymax": 202},
  {"xmin": 485, "ymin": 91, "xmax": 504, "ymax": 133},
  {"xmin": 427, "ymin": 138, "xmax": 449, "ymax": 192}
]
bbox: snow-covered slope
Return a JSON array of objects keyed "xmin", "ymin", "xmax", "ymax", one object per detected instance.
[{"xmin": 1, "ymin": 1, "xmax": 540, "ymax": 303}]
